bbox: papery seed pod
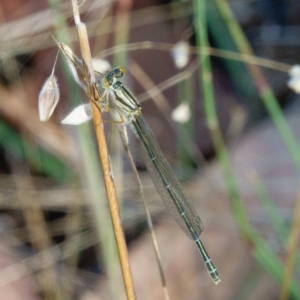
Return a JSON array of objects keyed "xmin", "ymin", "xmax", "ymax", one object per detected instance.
[
  {"xmin": 92, "ymin": 58, "xmax": 111, "ymax": 75},
  {"xmin": 288, "ymin": 65, "xmax": 300, "ymax": 94},
  {"xmin": 171, "ymin": 102, "xmax": 191, "ymax": 124},
  {"xmin": 58, "ymin": 42, "xmax": 83, "ymax": 70},
  {"xmin": 61, "ymin": 103, "xmax": 92, "ymax": 125},
  {"xmin": 65, "ymin": 56, "xmax": 87, "ymax": 92},
  {"xmin": 55, "ymin": 41, "xmax": 87, "ymax": 91},
  {"xmin": 38, "ymin": 75, "xmax": 60, "ymax": 122},
  {"xmin": 171, "ymin": 41, "xmax": 190, "ymax": 69}
]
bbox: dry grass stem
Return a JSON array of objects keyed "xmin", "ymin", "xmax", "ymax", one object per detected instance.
[{"xmin": 70, "ymin": 1, "xmax": 136, "ymax": 299}]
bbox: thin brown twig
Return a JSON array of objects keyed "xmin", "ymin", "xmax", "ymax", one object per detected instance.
[
  {"xmin": 137, "ymin": 61, "xmax": 198, "ymax": 103},
  {"xmin": 70, "ymin": 1, "xmax": 136, "ymax": 299},
  {"xmin": 116, "ymin": 125, "xmax": 170, "ymax": 300},
  {"xmin": 129, "ymin": 59, "xmax": 205, "ymax": 167},
  {"xmin": 98, "ymin": 41, "xmax": 291, "ymax": 73}
]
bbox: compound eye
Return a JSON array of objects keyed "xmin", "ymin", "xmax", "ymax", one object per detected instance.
[
  {"xmin": 114, "ymin": 67, "xmax": 126, "ymax": 78},
  {"xmin": 101, "ymin": 78, "xmax": 111, "ymax": 89},
  {"xmin": 119, "ymin": 67, "xmax": 126, "ymax": 75}
]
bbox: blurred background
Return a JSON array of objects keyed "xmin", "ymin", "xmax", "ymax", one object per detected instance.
[{"xmin": 0, "ymin": 0, "xmax": 300, "ymax": 299}]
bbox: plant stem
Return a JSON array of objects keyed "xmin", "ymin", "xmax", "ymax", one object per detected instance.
[
  {"xmin": 215, "ymin": 0, "xmax": 300, "ymax": 169},
  {"xmin": 279, "ymin": 177, "xmax": 300, "ymax": 300},
  {"xmin": 71, "ymin": 1, "xmax": 136, "ymax": 299},
  {"xmin": 194, "ymin": 0, "xmax": 250, "ymax": 235}
]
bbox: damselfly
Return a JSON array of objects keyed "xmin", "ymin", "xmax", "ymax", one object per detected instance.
[{"xmin": 102, "ymin": 68, "xmax": 221, "ymax": 284}]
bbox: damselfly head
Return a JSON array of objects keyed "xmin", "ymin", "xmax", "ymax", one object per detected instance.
[{"xmin": 102, "ymin": 67, "xmax": 126, "ymax": 89}]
